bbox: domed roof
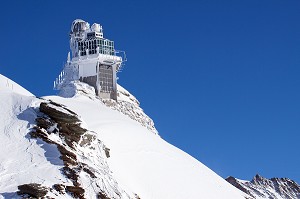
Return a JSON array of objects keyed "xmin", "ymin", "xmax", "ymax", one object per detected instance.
[
  {"xmin": 91, "ymin": 23, "xmax": 101, "ymax": 32},
  {"xmin": 71, "ymin": 19, "xmax": 89, "ymax": 33}
]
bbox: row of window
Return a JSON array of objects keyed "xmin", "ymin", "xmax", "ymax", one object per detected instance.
[
  {"xmin": 77, "ymin": 39, "xmax": 114, "ymax": 56},
  {"xmin": 87, "ymin": 32, "xmax": 103, "ymax": 38},
  {"xmin": 79, "ymin": 48, "xmax": 115, "ymax": 56},
  {"xmin": 78, "ymin": 39, "xmax": 114, "ymax": 48},
  {"xmin": 78, "ymin": 45, "xmax": 114, "ymax": 51}
]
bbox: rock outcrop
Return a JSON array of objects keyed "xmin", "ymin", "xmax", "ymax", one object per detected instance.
[
  {"xmin": 30, "ymin": 100, "xmax": 130, "ymax": 199},
  {"xmin": 226, "ymin": 174, "xmax": 300, "ymax": 199},
  {"xmin": 17, "ymin": 183, "xmax": 48, "ymax": 198}
]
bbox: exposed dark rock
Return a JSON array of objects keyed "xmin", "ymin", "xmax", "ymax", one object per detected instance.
[
  {"xmin": 251, "ymin": 174, "xmax": 271, "ymax": 186},
  {"xmin": 226, "ymin": 176, "xmax": 253, "ymax": 197},
  {"xmin": 38, "ymin": 102, "xmax": 88, "ymax": 149},
  {"xmin": 79, "ymin": 133, "xmax": 96, "ymax": 147},
  {"xmin": 80, "ymin": 163, "xmax": 96, "ymax": 178},
  {"xmin": 53, "ymin": 184, "xmax": 66, "ymax": 194},
  {"xmin": 62, "ymin": 167, "xmax": 79, "ymax": 186},
  {"xmin": 48, "ymin": 100, "xmax": 77, "ymax": 115},
  {"xmin": 30, "ymin": 127, "xmax": 77, "ymax": 166},
  {"xmin": 98, "ymin": 191, "xmax": 110, "ymax": 199},
  {"xmin": 57, "ymin": 145, "xmax": 77, "ymax": 166},
  {"xmin": 226, "ymin": 174, "xmax": 300, "ymax": 199},
  {"xmin": 103, "ymin": 145, "xmax": 110, "ymax": 158},
  {"xmin": 40, "ymin": 102, "xmax": 80, "ymax": 124},
  {"xmin": 66, "ymin": 186, "xmax": 85, "ymax": 199},
  {"xmin": 29, "ymin": 101, "xmax": 120, "ymax": 198},
  {"xmin": 59, "ymin": 122, "xmax": 87, "ymax": 135},
  {"xmin": 17, "ymin": 183, "xmax": 48, "ymax": 198},
  {"xmin": 32, "ymin": 101, "xmax": 86, "ymax": 194},
  {"xmin": 30, "ymin": 126, "xmax": 55, "ymax": 144},
  {"xmin": 58, "ymin": 122, "xmax": 87, "ymax": 148},
  {"xmin": 35, "ymin": 117, "xmax": 55, "ymax": 131}
]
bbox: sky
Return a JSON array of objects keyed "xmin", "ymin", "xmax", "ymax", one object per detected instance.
[{"xmin": 0, "ymin": 0, "xmax": 300, "ymax": 183}]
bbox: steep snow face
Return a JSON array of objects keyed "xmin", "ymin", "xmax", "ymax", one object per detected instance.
[
  {"xmin": 0, "ymin": 76, "xmax": 71, "ymax": 198},
  {"xmin": 0, "ymin": 74, "xmax": 33, "ymax": 96},
  {"xmin": 0, "ymin": 75, "xmax": 128, "ymax": 199},
  {"xmin": 46, "ymin": 93, "xmax": 248, "ymax": 199},
  {"xmin": 226, "ymin": 175, "xmax": 300, "ymax": 199}
]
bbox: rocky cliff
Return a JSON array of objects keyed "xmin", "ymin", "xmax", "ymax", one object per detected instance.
[{"xmin": 226, "ymin": 174, "xmax": 300, "ymax": 199}]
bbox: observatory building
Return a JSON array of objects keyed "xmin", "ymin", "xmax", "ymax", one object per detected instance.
[{"xmin": 54, "ymin": 19, "xmax": 126, "ymax": 100}]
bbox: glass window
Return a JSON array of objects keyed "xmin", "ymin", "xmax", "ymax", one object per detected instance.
[{"xmin": 99, "ymin": 64, "xmax": 113, "ymax": 93}]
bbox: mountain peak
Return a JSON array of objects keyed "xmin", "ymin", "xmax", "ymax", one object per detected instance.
[{"xmin": 226, "ymin": 175, "xmax": 300, "ymax": 199}]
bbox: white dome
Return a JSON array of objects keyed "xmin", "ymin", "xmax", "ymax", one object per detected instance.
[
  {"xmin": 91, "ymin": 23, "xmax": 101, "ymax": 32},
  {"xmin": 71, "ymin": 19, "xmax": 89, "ymax": 33}
]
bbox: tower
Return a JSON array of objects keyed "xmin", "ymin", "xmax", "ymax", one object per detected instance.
[{"xmin": 54, "ymin": 19, "xmax": 126, "ymax": 100}]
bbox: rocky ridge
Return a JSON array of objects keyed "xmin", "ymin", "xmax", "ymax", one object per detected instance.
[{"xmin": 226, "ymin": 174, "xmax": 300, "ymax": 199}]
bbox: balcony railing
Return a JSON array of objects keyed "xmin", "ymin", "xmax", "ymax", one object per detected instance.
[{"xmin": 53, "ymin": 64, "xmax": 79, "ymax": 90}]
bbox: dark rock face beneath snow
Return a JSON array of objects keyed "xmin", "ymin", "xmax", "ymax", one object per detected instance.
[
  {"xmin": 29, "ymin": 100, "xmax": 129, "ymax": 199},
  {"xmin": 17, "ymin": 183, "xmax": 48, "ymax": 198},
  {"xmin": 39, "ymin": 101, "xmax": 80, "ymax": 123},
  {"xmin": 226, "ymin": 174, "xmax": 300, "ymax": 199}
]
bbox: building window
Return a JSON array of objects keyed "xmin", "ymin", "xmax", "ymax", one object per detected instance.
[
  {"xmin": 78, "ymin": 38, "xmax": 115, "ymax": 56},
  {"xmin": 99, "ymin": 64, "xmax": 113, "ymax": 93}
]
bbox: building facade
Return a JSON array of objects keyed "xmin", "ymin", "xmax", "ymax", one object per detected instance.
[{"xmin": 54, "ymin": 19, "xmax": 126, "ymax": 100}]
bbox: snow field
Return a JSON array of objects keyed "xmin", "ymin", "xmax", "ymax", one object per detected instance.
[
  {"xmin": 0, "ymin": 74, "xmax": 248, "ymax": 198},
  {"xmin": 46, "ymin": 95, "xmax": 248, "ymax": 199}
]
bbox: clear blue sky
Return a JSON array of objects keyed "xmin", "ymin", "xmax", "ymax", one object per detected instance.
[{"xmin": 1, "ymin": 0, "xmax": 299, "ymax": 183}]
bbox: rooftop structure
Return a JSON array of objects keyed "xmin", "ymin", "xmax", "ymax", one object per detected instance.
[{"xmin": 54, "ymin": 19, "xmax": 126, "ymax": 100}]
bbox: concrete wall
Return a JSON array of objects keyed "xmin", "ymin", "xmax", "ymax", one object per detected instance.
[
  {"xmin": 80, "ymin": 75, "xmax": 98, "ymax": 93},
  {"xmin": 78, "ymin": 62, "xmax": 97, "ymax": 77}
]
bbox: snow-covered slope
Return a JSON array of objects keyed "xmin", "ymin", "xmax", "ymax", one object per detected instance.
[
  {"xmin": 46, "ymin": 82, "xmax": 248, "ymax": 199},
  {"xmin": 226, "ymin": 175, "xmax": 300, "ymax": 199},
  {"xmin": 0, "ymin": 74, "xmax": 249, "ymax": 199},
  {"xmin": 0, "ymin": 75, "xmax": 72, "ymax": 198},
  {"xmin": 0, "ymin": 74, "xmax": 32, "ymax": 96},
  {"xmin": 58, "ymin": 81, "xmax": 157, "ymax": 134}
]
